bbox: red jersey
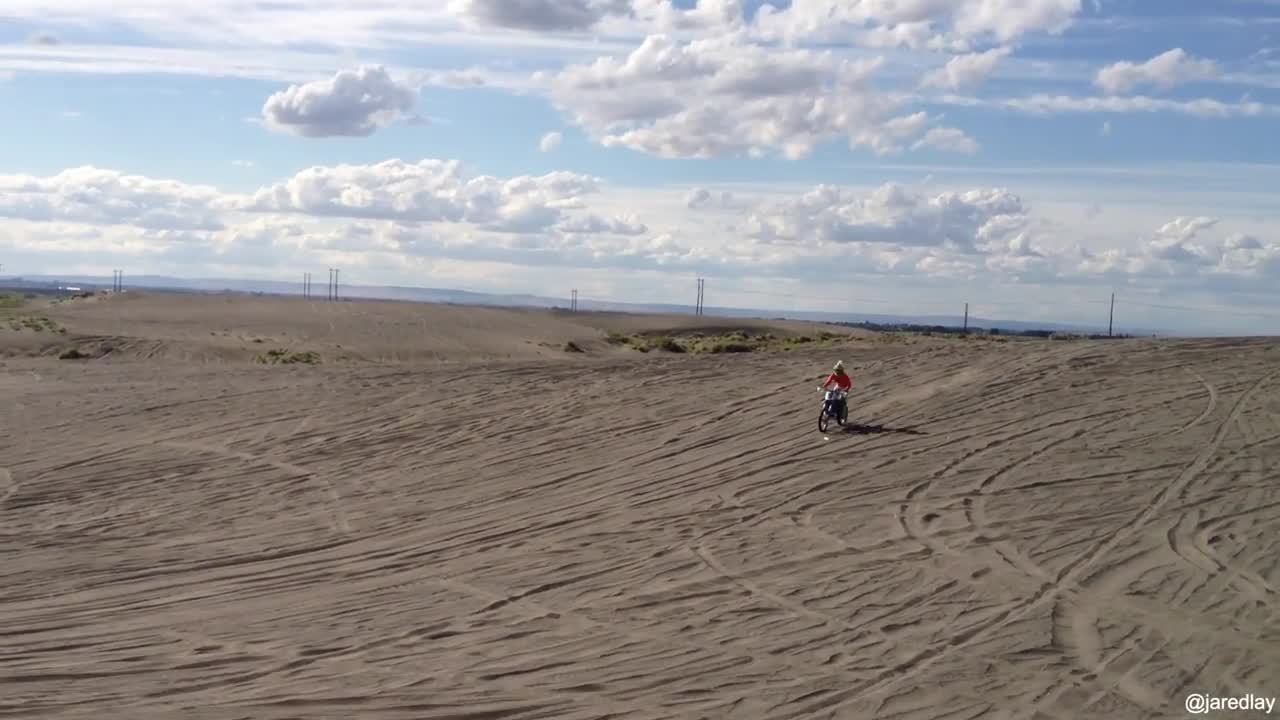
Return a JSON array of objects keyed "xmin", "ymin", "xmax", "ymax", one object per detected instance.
[{"xmin": 824, "ymin": 372, "xmax": 852, "ymax": 391}]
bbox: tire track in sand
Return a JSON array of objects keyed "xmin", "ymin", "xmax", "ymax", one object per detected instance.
[
  {"xmin": 777, "ymin": 370, "xmax": 1276, "ymax": 719},
  {"xmin": 158, "ymin": 440, "xmax": 351, "ymax": 534}
]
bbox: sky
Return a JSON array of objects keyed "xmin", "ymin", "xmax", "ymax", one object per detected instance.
[{"xmin": 1, "ymin": 0, "xmax": 1280, "ymax": 334}]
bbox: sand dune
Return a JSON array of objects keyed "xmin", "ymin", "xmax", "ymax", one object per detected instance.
[
  {"xmin": 2, "ymin": 292, "xmax": 1278, "ymax": 719},
  {"xmin": 12, "ymin": 292, "xmax": 868, "ymax": 365}
]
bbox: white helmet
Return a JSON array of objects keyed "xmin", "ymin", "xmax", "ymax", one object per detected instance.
[{"xmin": 833, "ymin": 361, "xmax": 845, "ymax": 372}]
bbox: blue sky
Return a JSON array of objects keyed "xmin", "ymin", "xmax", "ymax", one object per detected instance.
[{"xmin": 1, "ymin": 0, "xmax": 1279, "ymax": 334}]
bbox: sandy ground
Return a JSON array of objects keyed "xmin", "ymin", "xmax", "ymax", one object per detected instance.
[{"xmin": 2, "ymin": 293, "xmax": 1279, "ymax": 719}]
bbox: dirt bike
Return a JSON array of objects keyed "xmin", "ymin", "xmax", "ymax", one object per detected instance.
[{"xmin": 818, "ymin": 387, "xmax": 848, "ymax": 433}]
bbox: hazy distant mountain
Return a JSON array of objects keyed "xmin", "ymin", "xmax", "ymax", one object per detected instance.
[{"xmin": 5, "ymin": 273, "xmax": 1167, "ymax": 336}]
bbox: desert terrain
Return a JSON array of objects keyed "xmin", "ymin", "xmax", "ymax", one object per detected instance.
[{"xmin": 2, "ymin": 291, "xmax": 1278, "ymax": 719}]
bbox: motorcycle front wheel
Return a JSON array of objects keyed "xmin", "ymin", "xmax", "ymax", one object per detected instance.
[{"xmin": 818, "ymin": 406, "xmax": 831, "ymax": 433}]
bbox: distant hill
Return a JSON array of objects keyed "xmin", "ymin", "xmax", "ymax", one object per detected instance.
[{"xmin": 2, "ymin": 273, "xmax": 1168, "ymax": 336}]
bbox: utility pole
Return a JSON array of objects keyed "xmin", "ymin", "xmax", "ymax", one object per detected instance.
[
  {"xmin": 1108, "ymin": 292, "xmax": 1115, "ymax": 337},
  {"xmin": 571, "ymin": 289, "xmax": 578, "ymax": 312},
  {"xmin": 334, "ymin": 269, "xmax": 339, "ymax": 302},
  {"xmin": 695, "ymin": 277, "xmax": 705, "ymax": 317},
  {"xmin": 963, "ymin": 302, "xmax": 969, "ymax": 332}
]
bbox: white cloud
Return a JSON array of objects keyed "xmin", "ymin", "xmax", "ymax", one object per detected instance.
[
  {"xmin": 0, "ymin": 166, "xmax": 232, "ymax": 231},
  {"xmin": 744, "ymin": 182, "xmax": 1028, "ymax": 251},
  {"xmin": 0, "ymin": 0, "xmax": 1082, "ymax": 53},
  {"xmin": 232, "ymin": 160, "xmax": 256, "ymax": 168},
  {"xmin": 1100, "ymin": 120, "xmax": 1112, "ymax": 136},
  {"xmin": 921, "ymin": 47, "xmax": 1012, "ymax": 90},
  {"xmin": 260, "ymin": 65, "xmax": 419, "ymax": 138},
  {"xmin": 4, "ymin": 2, "xmax": 459, "ymax": 50},
  {"xmin": 628, "ymin": 0, "xmax": 746, "ymax": 32},
  {"xmin": 685, "ymin": 187, "xmax": 741, "ymax": 210},
  {"xmin": 912, "ymin": 127, "xmax": 980, "ymax": 154},
  {"xmin": 537, "ymin": 33, "xmax": 939, "ymax": 159},
  {"xmin": 1063, "ymin": 215, "xmax": 1280, "ymax": 286},
  {"xmin": 1156, "ymin": 216, "xmax": 1218, "ymax": 242},
  {"xmin": 452, "ymin": 0, "xmax": 752, "ymax": 35},
  {"xmin": 980, "ymin": 93, "xmax": 1276, "ymax": 118},
  {"xmin": 244, "ymin": 159, "xmax": 602, "ymax": 233},
  {"xmin": 1095, "ymin": 48, "xmax": 1218, "ymax": 95},
  {"xmin": 752, "ymin": 0, "xmax": 1084, "ymax": 49},
  {"xmin": 451, "ymin": 0, "xmax": 633, "ymax": 31},
  {"xmin": 3, "ymin": 162, "xmax": 1279, "ymax": 330},
  {"xmin": 558, "ymin": 213, "xmax": 648, "ymax": 235},
  {"xmin": 539, "ymin": 131, "xmax": 564, "ymax": 152}
]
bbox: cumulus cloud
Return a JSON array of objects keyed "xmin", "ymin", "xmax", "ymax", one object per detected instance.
[
  {"xmin": 912, "ymin": 127, "xmax": 980, "ymax": 154},
  {"xmin": 744, "ymin": 183, "xmax": 1028, "ymax": 251},
  {"xmin": 1095, "ymin": 49, "xmax": 1218, "ymax": 95},
  {"xmin": 685, "ymin": 187, "xmax": 741, "ymax": 210},
  {"xmin": 244, "ymin": 159, "xmax": 602, "ymax": 233},
  {"xmin": 5, "ymin": 161, "xmax": 1279, "ymax": 310},
  {"xmin": 539, "ymin": 131, "xmax": 563, "ymax": 152},
  {"xmin": 537, "ymin": 33, "xmax": 945, "ymax": 159},
  {"xmin": 629, "ymin": 0, "xmax": 746, "ymax": 32},
  {"xmin": 1156, "ymin": 216, "xmax": 1218, "ymax": 243},
  {"xmin": 451, "ymin": 0, "xmax": 633, "ymax": 31},
  {"xmin": 753, "ymin": 0, "xmax": 1083, "ymax": 49},
  {"xmin": 921, "ymin": 47, "xmax": 1011, "ymax": 89},
  {"xmin": 450, "ymin": 0, "xmax": 751, "ymax": 34},
  {"xmin": 558, "ymin": 213, "xmax": 648, "ymax": 235},
  {"xmin": 1143, "ymin": 216, "xmax": 1220, "ymax": 266},
  {"xmin": 261, "ymin": 65, "xmax": 419, "ymax": 138},
  {"xmin": 0, "ymin": 166, "xmax": 232, "ymax": 231},
  {"xmin": 1058, "ymin": 217, "xmax": 1280, "ymax": 285}
]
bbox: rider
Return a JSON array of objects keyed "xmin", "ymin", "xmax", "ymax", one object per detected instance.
[{"xmin": 821, "ymin": 361, "xmax": 852, "ymax": 423}]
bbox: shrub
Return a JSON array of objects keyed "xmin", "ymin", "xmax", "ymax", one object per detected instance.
[
  {"xmin": 563, "ymin": 341, "xmax": 584, "ymax": 353},
  {"xmin": 255, "ymin": 349, "xmax": 321, "ymax": 365},
  {"xmin": 59, "ymin": 348, "xmax": 86, "ymax": 360},
  {"xmin": 710, "ymin": 341, "xmax": 754, "ymax": 354},
  {"xmin": 652, "ymin": 336, "xmax": 685, "ymax": 353}
]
